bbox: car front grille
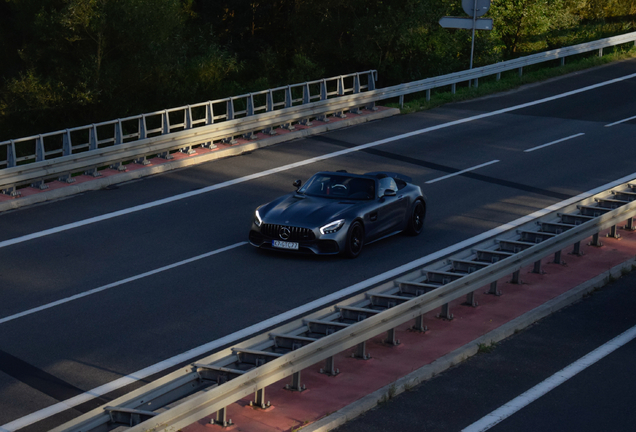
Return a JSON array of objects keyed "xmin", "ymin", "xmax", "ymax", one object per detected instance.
[{"xmin": 261, "ymin": 224, "xmax": 316, "ymax": 241}]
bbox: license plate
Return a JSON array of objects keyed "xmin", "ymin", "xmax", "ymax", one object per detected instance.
[{"xmin": 272, "ymin": 240, "xmax": 299, "ymax": 250}]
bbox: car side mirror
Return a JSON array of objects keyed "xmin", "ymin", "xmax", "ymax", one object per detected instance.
[
  {"xmin": 383, "ymin": 189, "xmax": 396, "ymax": 197},
  {"xmin": 293, "ymin": 179, "xmax": 302, "ymax": 189}
]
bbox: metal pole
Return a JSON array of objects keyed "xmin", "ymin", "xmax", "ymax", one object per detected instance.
[
  {"xmin": 469, "ymin": 0, "xmax": 477, "ymax": 87},
  {"xmin": 470, "ymin": 0, "xmax": 477, "ymax": 69}
]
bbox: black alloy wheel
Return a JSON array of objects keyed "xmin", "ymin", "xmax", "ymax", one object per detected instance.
[
  {"xmin": 406, "ymin": 200, "xmax": 425, "ymax": 236},
  {"xmin": 345, "ymin": 221, "xmax": 365, "ymax": 258}
]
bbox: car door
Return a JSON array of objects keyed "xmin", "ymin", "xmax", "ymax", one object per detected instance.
[{"xmin": 373, "ymin": 177, "xmax": 410, "ymax": 237}]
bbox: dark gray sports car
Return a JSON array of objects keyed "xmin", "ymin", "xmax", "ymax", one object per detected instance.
[{"xmin": 248, "ymin": 171, "xmax": 426, "ymax": 258}]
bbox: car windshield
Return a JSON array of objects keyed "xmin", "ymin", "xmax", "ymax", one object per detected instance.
[{"xmin": 298, "ymin": 174, "xmax": 375, "ymax": 200}]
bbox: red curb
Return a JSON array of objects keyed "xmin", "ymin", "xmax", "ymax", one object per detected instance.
[{"xmin": 182, "ymin": 226, "xmax": 636, "ymax": 432}]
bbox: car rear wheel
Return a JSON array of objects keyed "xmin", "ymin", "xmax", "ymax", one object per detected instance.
[
  {"xmin": 345, "ymin": 221, "xmax": 365, "ymax": 258},
  {"xmin": 406, "ymin": 200, "xmax": 426, "ymax": 236}
]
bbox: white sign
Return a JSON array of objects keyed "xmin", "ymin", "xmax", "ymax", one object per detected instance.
[{"xmin": 439, "ymin": 17, "xmax": 493, "ymax": 30}]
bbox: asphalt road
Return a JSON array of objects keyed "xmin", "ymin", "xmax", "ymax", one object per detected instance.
[
  {"xmin": 1, "ymin": 58, "xmax": 636, "ymax": 431},
  {"xmin": 335, "ymin": 265, "xmax": 636, "ymax": 432}
]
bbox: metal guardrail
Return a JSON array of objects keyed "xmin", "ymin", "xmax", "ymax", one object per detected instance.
[
  {"xmin": 2, "ymin": 31, "xmax": 636, "ymax": 195},
  {"xmin": 52, "ymin": 179, "xmax": 636, "ymax": 432},
  {"xmin": 0, "ymin": 70, "xmax": 377, "ymax": 194}
]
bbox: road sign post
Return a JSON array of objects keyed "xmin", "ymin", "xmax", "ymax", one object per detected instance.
[{"xmin": 439, "ymin": 0, "xmax": 492, "ymax": 73}]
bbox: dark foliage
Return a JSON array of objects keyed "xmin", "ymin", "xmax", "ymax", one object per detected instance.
[{"xmin": 0, "ymin": 0, "xmax": 634, "ymax": 141}]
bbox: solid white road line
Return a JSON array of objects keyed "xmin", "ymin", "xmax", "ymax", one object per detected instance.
[
  {"xmin": 462, "ymin": 324, "xmax": 636, "ymax": 432},
  {"xmin": 523, "ymin": 133, "xmax": 585, "ymax": 153},
  {"xmin": 605, "ymin": 114, "xmax": 636, "ymax": 127},
  {"xmin": 2, "ymin": 71, "xmax": 636, "ymax": 251},
  {"xmin": 5, "ymin": 171, "xmax": 636, "ymax": 432},
  {"xmin": 425, "ymin": 160, "xmax": 499, "ymax": 184},
  {"xmin": 0, "ymin": 241, "xmax": 247, "ymax": 325}
]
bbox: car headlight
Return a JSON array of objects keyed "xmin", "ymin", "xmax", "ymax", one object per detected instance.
[
  {"xmin": 254, "ymin": 209, "xmax": 263, "ymax": 227},
  {"xmin": 320, "ymin": 219, "xmax": 345, "ymax": 235}
]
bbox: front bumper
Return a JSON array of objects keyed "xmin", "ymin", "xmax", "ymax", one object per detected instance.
[{"xmin": 248, "ymin": 223, "xmax": 342, "ymax": 255}]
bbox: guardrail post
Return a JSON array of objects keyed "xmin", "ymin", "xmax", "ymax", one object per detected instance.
[
  {"xmin": 249, "ymin": 388, "xmax": 270, "ymax": 409},
  {"xmin": 7, "ymin": 140, "xmax": 16, "ymax": 168},
  {"xmin": 300, "ymin": 84, "xmax": 313, "ymax": 125},
  {"xmin": 110, "ymin": 121, "xmax": 127, "ymax": 171},
  {"xmin": 1, "ymin": 140, "xmax": 20, "ymax": 196},
  {"xmin": 135, "ymin": 116, "xmax": 151, "ymax": 165},
  {"xmin": 280, "ymin": 87, "xmax": 296, "ymax": 130},
  {"xmin": 211, "ymin": 407, "xmax": 232, "ymax": 427},
  {"xmin": 158, "ymin": 111, "xmax": 175, "ymax": 159},
  {"xmin": 437, "ymin": 303, "xmax": 454, "ymax": 320},
  {"xmin": 366, "ymin": 71, "xmax": 378, "ymax": 111},
  {"xmin": 226, "ymin": 99, "xmax": 235, "ymax": 120},
  {"xmin": 511, "ymin": 269, "xmax": 522, "ymax": 284},
  {"xmin": 487, "ymin": 281, "xmax": 502, "ymax": 296},
  {"xmin": 337, "ymin": 76, "xmax": 345, "ymax": 96},
  {"xmin": 185, "ymin": 106, "xmax": 193, "ymax": 128},
  {"xmin": 426, "ymin": 89, "xmax": 431, "ymax": 101},
  {"xmin": 589, "ymin": 232, "xmax": 603, "ymax": 247},
  {"xmin": 285, "ymin": 371, "xmax": 305, "ymax": 392},
  {"xmin": 202, "ymin": 102, "xmax": 219, "ymax": 148},
  {"xmin": 624, "ymin": 217, "xmax": 635, "ymax": 231},
  {"xmin": 350, "ymin": 74, "xmax": 362, "ymax": 114},
  {"xmin": 474, "ymin": 78, "xmax": 479, "ymax": 89},
  {"xmin": 412, "ymin": 314, "xmax": 428, "ymax": 332},
  {"xmin": 242, "ymin": 96, "xmax": 258, "ymax": 139},
  {"xmin": 206, "ymin": 102, "xmax": 214, "ymax": 125},
  {"xmin": 320, "ymin": 80, "xmax": 328, "ymax": 100},
  {"xmin": 496, "ymin": 73, "xmax": 501, "ymax": 81},
  {"xmin": 353, "ymin": 341, "xmax": 371, "ymax": 360},
  {"xmin": 302, "ymin": 83, "xmax": 311, "ymax": 104},
  {"xmin": 262, "ymin": 91, "xmax": 278, "ymax": 134},
  {"xmin": 384, "ymin": 328, "xmax": 401, "ymax": 346},
  {"xmin": 367, "ymin": 70, "xmax": 376, "ymax": 91},
  {"xmin": 606, "ymin": 224, "xmax": 620, "ymax": 239},
  {"xmin": 317, "ymin": 81, "xmax": 330, "ymax": 122},
  {"xmin": 115, "ymin": 120, "xmax": 123, "ymax": 145},
  {"xmin": 554, "ymin": 250, "xmax": 562, "ymax": 264},
  {"xmin": 35, "ymin": 135, "xmax": 45, "ymax": 162},
  {"xmin": 320, "ymin": 356, "xmax": 339, "ymax": 376},
  {"xmin": 465, "ymin": 291, "xmax": 479, "ymax": 307},
  {"xmin": 334, "ymin": 77, "xmax": 347, "ymax": 118},
  {"xmin": 599, "ymin": 48, "xmax": 603, "ymax": 57},
  {"xmin": 452, "ymin": 83, "xmax": 457, "ymax": 93},
  {"xmin": 180, "ymin": 107, "xmax": 199, "ymax": 153},
  {"xmin": 399, "ymin": 95, "xmax": 404, "ymax": 109},
  {"xmin": 561, "ymin": 58, "xmax": 566, "ymax": 66},
  {"xmin": 572, "ymin": 241, "xmax": 584, "ymax": 256},
  {"xmin": 84, "ymin": 125, "xmax": 103, "ymax": 176},
  {"xmin": 222, "ymin": 100, "xmax": 238, "ymax": 144},
  {"xmin": 518, "ymin": 67, "xmax": 523, "ymax": 77},
  {"xmin": 532, "ymin": 260, "xmax": 543, "ymax": 274},
  {"xmin": 59, "ymin": 130, "xmax": 76, "ymax": 183},
  {"xmin": 62, "ymin": 129, "xmax": 72, "ymax": 156}
]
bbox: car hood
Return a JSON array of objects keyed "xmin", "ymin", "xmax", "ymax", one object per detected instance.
[{"xmin": 261, "ymin": 194, "xmax": 358, "ymax": 227}]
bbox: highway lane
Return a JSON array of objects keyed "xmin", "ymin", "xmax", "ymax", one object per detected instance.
[{"xmin": 1, "ymin": 59, "xmax": 636, "ymax": 431}]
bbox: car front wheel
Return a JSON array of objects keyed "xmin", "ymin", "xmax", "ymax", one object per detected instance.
[
  {"xmin": 406, "ymin": 200, "xmax": 426, "ymax": 236},
  {"xmin": 345, "ymin": 221, "xmax": 365, "ymax": 258}
]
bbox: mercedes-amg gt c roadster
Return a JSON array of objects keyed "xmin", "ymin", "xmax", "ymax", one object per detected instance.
[{"xmin": 248, "ymin": 171, "xmax": 426, "ymax": 258}]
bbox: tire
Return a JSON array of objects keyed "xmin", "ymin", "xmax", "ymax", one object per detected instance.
[
  {"xmin": 345, "ymin": 221, "xmax": 365, "ymax": 258},
  {"xmin": 406, "ymin": 200, "xmax": 426, "ymax": 236}
]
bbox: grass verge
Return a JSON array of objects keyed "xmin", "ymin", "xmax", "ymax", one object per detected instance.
[{"xmin": 387, "ymin": 46, "xmax": 636, "ymax": 114}]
